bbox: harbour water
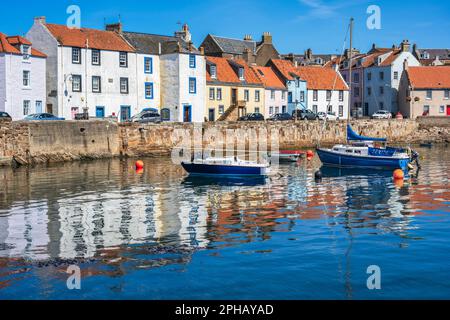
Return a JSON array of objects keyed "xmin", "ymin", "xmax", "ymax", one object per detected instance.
[{"xmin": 0, "ymin": 146, "xmax": 449, "ymax": 300}]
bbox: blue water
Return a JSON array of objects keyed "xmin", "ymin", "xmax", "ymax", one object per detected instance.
[{"xmin": 0, "ymin": 146, "xmax": 449, "ymax": 300}]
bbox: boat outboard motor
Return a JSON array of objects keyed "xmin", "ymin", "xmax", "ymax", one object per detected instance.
[{"xmin": 411, "ymin": 150, "xmax": 421, "ymax": 169}]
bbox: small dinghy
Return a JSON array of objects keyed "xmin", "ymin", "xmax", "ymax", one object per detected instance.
[
  {"xmin": 181, "ymin": 157, "xmax": 270, "ymax": 176},
  {"xmin": 317, "ymin": 125, "xmax": 411, "ymax": 170},
  {"xmin": 271, "ymin": 150, "xmax": 305, "ymax": 162}
]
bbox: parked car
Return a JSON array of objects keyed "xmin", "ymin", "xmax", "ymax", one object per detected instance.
[
  {"xmin": 238, "ymin": 113, "xmax": 265, "ymax": 121},
  {"xmin": 24, "ymin": 113, "xmax": 65, "ymax": 121},
  {"xmin": 268, "ymin": 113, "xmax": 293, "ymax": 121},
  {"xmin": 371, "ymin": 110, "xmax": 392, "ymax": 119},
  {"xmin": 317, "ymin": 112, "xmax": 339, "ymax": 121},
  {"xmin": 130, "ymin": 111, "xmax": 161, "ymax": 124},
  {"xmin": 0, "ymin": 111, "xmax": 12, "ymax": 122},
  {"xmin": 292, "ymin": 109, "xmax": 318, "ymax": 120}
]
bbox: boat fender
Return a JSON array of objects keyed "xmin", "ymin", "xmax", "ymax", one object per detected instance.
[{"xmin": 315, "ymin": 170, "xmax": 323, "ymax": 182}]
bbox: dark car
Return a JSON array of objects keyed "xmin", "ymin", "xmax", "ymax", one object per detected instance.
[
  {"xmin": 238, "ymin": 113, "xmax": 265, "ymax": 121},
  {"xmin": 24, "ymin": 113, "xmax": 65, "ymax": 121},
  {"xmin": 130, "ymin": 111, "xmax": 161, "ymax": 124},
  {"xmin": 268, "ymin": 113, "xmax": 293, "ymax": 121},
  {"xmin": 0, "ymin": 111, "xmax": 12, "ymax": 122},
  {"xmin": 292, "ymin": 109, "xmax": 318, "ymax": 120}
]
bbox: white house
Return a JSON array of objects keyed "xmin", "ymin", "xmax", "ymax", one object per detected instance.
[
  {"xmin": 363, "ymin": 40, "xmax": 420, "ymax": 116},
  {"xmin": 0, "ymin": 33, "xmax": 46, "ymax": 120},
  {"xmin": 296, "ymin": 66, "xmax": 350, "ymax": 119},
  {"xmin": 121, "ymin": 24, "xmax": 206, "ymax": 122},
  {"xmin": 26, "ymin": 17, "xmax": 139, "ymax": 121},
  {"xmin": 251, "ymin": 65, "xmax": 287, "ymax": 117}
]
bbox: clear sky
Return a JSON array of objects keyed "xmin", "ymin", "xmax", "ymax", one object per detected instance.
[{"xmin": 1, "ymin": 0, "xmax": 449, "ymax": 54}]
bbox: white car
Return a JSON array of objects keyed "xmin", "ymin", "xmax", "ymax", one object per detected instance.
[
  {"xmin": 317, "ymin": 112, "xmax": 339, "ymax": 121},
  {"xmin": 372, "ymin": 110, "xmax": 392, "ymax": 119}
]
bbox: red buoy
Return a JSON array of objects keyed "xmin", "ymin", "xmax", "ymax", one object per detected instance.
[
  {"xmin": 393, "ymin": 169, "xmax": 404, "ymax": 180},
  {"xmin": 306, "ymin": 150, "xmax": 314, "ymax": 158},
  {"xmin": 135, "ymin": 160, "xmax": 144, "ymax": 170}
]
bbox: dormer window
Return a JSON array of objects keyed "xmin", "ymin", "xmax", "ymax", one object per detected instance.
[
  {"xmin": 315, "ymin": 58, "xmax": 323, "ymax": 64},
  {"xmin": 210, "ymin": 65, "xmax": 217, "ymax": 79},
  {"xmin": 421, "ymin": 52, "xmax": 430, "ymax": 59},
  {"xmin": 238, "ymin": 67, "xmax": 245, "ymax": 80},
  {"xmin": 22, "ymin": 45, "xmax": 30, "ymax": 60}
]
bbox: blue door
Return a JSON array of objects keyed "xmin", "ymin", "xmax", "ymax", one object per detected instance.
[
  {"xmin": 120, "ymin": 106, "xmax": 131, "ymax": 122},
  {"xmin": 183, "ymin": 105, "xmax": 192, "ymax": 122},
  {"xmin": 96, "ymin": 106, "xmax": 105, "ymax": 118},
  {"xmin": 35, "ymin": 101, "xmax": 43, "ymax": 114}
]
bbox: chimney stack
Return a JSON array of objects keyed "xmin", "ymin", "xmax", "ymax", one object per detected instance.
[
  {"xmin": 400, "ymin": 40, "xmax": 411, "ymax": 53},
  {"xmin": 243, "ymin": 48, "xmax": 253, "ymax": 63},
  {"xmin": 106, "ymin": 23, "xmax": 122, "ymax": 33},
  {"xmin": 403, "ymin": 59, "xmax": 409, "ymax": 71},
  {"xmin": 175, "ymin": 24, "xmax": 191, "ymax": 42},
  {"xmin": 34, "ymin": 16, "xmax": 46, "ymax": 25},
  {"xmin": 244, "ymin": 34, "xmax": 253, "ymax": 41},
  {"xmin": 200, "ymin": 46, "xmax": 205, "ymax": 55},
  {"xmin": 286, "ymin": 53, "xmax": 295, "ymax": 62},
  {"xmin": 262, "ymin": 32, "xmax": 272, "ymax": 44},
  {"xmin": 305, "ymin": 48, "xmax": 313, "ymax": 60}
]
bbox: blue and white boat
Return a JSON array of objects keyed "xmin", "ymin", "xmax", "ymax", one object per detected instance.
[
  {"xmin": 181, "ymin": 157, "xmax": 270, "ymax": 176},
  {"xmin": 317, "ymin": 125, "xmax": 411, "ymax": 170}
]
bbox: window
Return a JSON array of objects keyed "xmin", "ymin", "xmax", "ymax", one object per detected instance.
[
  {"xmin": 119, "ymin": 52, "xmax": 128, "ymax": 68},
  {"xmin": 313, "ymin": 90, "xmax": 318, "ymax": 101},
  {"xmin": 339, "ymin": 90, "xmax": 344, "ymax": 102},
  {"xmin": 244, "ymin": 90, "xmax": 250, "ymax": 102},
  {"xmin": 326, "ymin": 90, "xmax": 332, "ymax": 101},
  {"xmin": 255, "ymin": 90, "xmax": 260, "ymax": 102},
  {"xmin": 72, "ymin": 75, "xmax": 82, "ymax": 92},
  {"xmin": 218, "ymin": 105, "xmax": 224, "ymax": 115},
  {"xmin": 271, "ymin": 90, "xmax": 275, "ymax": 100},
  {"xmin": 296, "ymin": 80, "xmax": 300, "ymax": 88},
  {"xmin": 367, "ymin": 72, "xmax": 372, "ymax": 81},
  {"xmin": 72, "ymin": 47, "xmax": 81, "ymax": 64},
  {"xmin": 426, "ymin": 90, "xmax": 432, "ymax": 99},
  {"xmin": 23, "ymin": 71, "xmax": 30, "ymax": 87},
  {"xmin": 394, "ymin": 71, "xmax": 399, "ymax": 80},
  {"xmin": 379, "ymin": 102, "xmax": 384, "ymax": 110},
  {"xmin": 145, "ymin": 82, "xmax": 154, "ymax": 99},
  {"xmin": 380, "ymin": 86, "xmax": 384, "ymax": 95},
  {"xmin": 217, "ymin": 88, "xmax": 222, "ymax": 100},
  {"xmin": 300, "ymin": 91, "xmax": 305, "ymax": 102},
  {"xmin": 210, "ymin": 65, "xmax": 217, "ymax": 79},
  {"xmin": 120, "ymin": 77, "xmax": 129, "ymax": 94},
  {"xmin": 92, "ymin": 76, "xmax": 101, "ymax": 93},
  {"xmin": 379, "ymin": 71, "xmax": 384, "ymax": 80},
  {"xmin": 92, "ymin": 49, "xmax": 100, "ymax": 65},
  {"xmin": 23, "ymin": 100, "xmax": 30, "ymax": 115},
  {"xmin": 275, "ymin": 106, "xmax": 280, "ymax": 114},
  {"xmin": 189, "ymin": 77, "xmax": 196, "ymax": 94},
  {"xmin": 354, "ymin": 73, "xmax": 359, "ymax": 83},
  {"xmin": 354, "ymin": 87, "xmax": 360, "ymax": 97},
  {"xmin": 327, "ymin": 105, "xmax": 333, "ymax": 113},
  {"xmin": 238, "ymin": 67, "xmax": 244, "ymax": 80},
  {"xmin": 423, "ymin": 105, "xmax": 430, "ymax": 115},
  {"xmin": 288, "ymin": 92, "xmax": 293, "ymax": 103},
  {"xmin": 209, "ymin": 88, "xmax": 215, "ymax": 100},
  {"xmin": 144, "ymin": 57, "xmax": 153, "ymax": 74},
  {"xmin": 282, "ymin": 91, "xmax": 286, "ymax": 100},
  {"xmin": 22, "ymin": 45, "xmax": 30, "ymax": 60},
  {"xmin": 189, "ymin": 54, "xmax": 196, "ymax": 68},
  {"xmin": 268, "ymin": 106, "xmax": 273, "ymax": 115},
  {"xmin": 445, "ymin": 90, "xmax": 449, "ymax": 99},
  {"xmin": 161, "ymin": 108, "xmax": 171, "ymax": 121},
  {"xmin": 339, "ymin": 105, "xmax": 344, "ymax": 117},
  {"xmin": 255, "ymin": 107, "xmax": 260, "ymax": 114},
  {"xmin": 367, "ymin": 87, "xmax": 372, "ymax": 96},
  {"xmin": 440, "ymin": 105, "xmax": 445, "ymax": 113},
  {"xmin": 312, "ymin": 105, "xmax": 318, "ymax": 113}
]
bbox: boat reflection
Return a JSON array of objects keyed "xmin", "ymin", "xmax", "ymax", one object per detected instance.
[{"xmin": 182, "ymin": 175, "xmax": 268, "ymax": 188}]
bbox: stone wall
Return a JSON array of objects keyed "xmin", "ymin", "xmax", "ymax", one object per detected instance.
[{"xmin": 1, "ymin": 119, "xmax": 448, "ymax": 167}]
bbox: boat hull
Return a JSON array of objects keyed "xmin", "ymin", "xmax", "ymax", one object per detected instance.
[
  {"xmin": 181, "ymin": 162, "xmax": 268, "ymax": 176},
  {"xmin": 317, "ymin": 149, "xmax": 410, "ymax": 170}
]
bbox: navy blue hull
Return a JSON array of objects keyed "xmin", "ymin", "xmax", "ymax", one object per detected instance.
[
  {"xmin": 317, "ymin": 149, "xmax": 409, "ymax": 170},
  {"xmin": 181, "ymin": 162, "xmax": 266, "ymax": 176}
]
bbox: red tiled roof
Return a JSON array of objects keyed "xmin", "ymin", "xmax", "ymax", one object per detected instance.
[
  {"xmin": 295, "ymin": 66, "xmax": 349, "ymax": 90},
  {"xmin": 407, "ymin": 66, "xmax": 450, "ymax": 89},
  {"xmin": 0, "ymin": 32, "xmax": 46, "ymax": 58},
  {"xmin": 251, "ymin": 66, "xmax": 286, "ymax": 90},
  {"xmin": 45, "ymin": 24, "xmax": 135, "ymax": 52},
  {"xmin": 379, "ymin": 50, "xmax": 401, "ymax": 66},
  {"xmin": 206, "ymin": 56, "xmax": 262, "ymax": 85},
  {"xmin": 270, "ymin": 59, "xmax": 298, "ymax": 80}
]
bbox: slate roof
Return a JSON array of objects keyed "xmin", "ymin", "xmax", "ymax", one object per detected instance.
[
  {"xmin": 0, "ymin": 32, "xmax": 46, "ymax": 58},
  {"xmin": 210, "ymin": 35, "xmax": 256, "ymax": 55},
  {"xmin": 45, "ymin": 24, "xmax": 135, "ymax": 52},
  {"xmin": 122, "ymin": 31, "xmax": 200, "ymax": 55},
  {"xmin": 406, "ymin": 66, "xmax": 450, "ymax": 89},
  {"xmin": 415, "ymin": 49, "xmax": 450, "ymax": 60}
]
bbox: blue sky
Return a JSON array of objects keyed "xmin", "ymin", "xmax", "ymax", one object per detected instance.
[{"xmin": 1, "ymin": 0, "xmax": 449, "ymax": 54}]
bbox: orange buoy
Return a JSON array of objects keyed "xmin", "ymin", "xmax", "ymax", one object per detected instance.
[
  {"xmin": 306, "ymin": 150, "xmax": 314, "ymax": 158},
  {"xmin": 394, "ymin": 179, "xmax": 404, "ymax": 188},
  {"xmin": 136, "ymin": 168, "xmax": 144, "ymax": 175},
  {"xmin": 393, "ymin": 169, "xmax": 404, "ymax": 180},
  {"xmin": 135, "ymin": 160, "xmax": 144, "ymax": 170}
]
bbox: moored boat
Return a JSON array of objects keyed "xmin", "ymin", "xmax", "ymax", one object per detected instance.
[{"xmin": 181, "ymin": 157, "xmax": 270, "ymax": 176}]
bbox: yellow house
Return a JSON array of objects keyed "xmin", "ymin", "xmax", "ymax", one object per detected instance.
[{"xmin": 205, "ymin": 57, "xmax": 265, "ymax": 121}]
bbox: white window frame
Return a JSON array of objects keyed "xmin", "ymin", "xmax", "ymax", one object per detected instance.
[
  {"xmin": 119, "ymin": 52, "xmax": 128, "ymax": 68},
  {"xmin": 92, "ymin": 49, "xmax": 100, "ymax": 65},
  {"xmin": 72, "ymin": 47, "xmax": 81, "ymax": 64},
  {"xmin": 120, "ymin": 77, "xmax": 129, "ymax": 94},
  {"xmin": 23, "ymin": 70, "xmax": 30, "ymax": 87},
  {"xmin": 209, "ymin": 88, "xmax": 215, "ymax": 100},
  {"xmin": 216, "ymin": 88, "xmax": 222, "ymax": 101},
  {"xmin": 92, "ymin": 76, "xmax": 101, "ymax": 93},
  {"xmin": 72, "ymin": 75, "xmax": 82, "ymax": 92},
  {"xmin": 23, "ymin": 100, "xmax": 30, "ymax": 116}
]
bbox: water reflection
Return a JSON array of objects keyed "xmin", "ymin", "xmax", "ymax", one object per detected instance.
[{"xmin": 0, "ymin": 147, "xmax": 449, "ymax": 298}]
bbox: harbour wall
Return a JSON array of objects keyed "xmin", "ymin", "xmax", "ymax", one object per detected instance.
[{"xmin": 0, "ymin": 118, "xmax": 448, "ymax": 166}]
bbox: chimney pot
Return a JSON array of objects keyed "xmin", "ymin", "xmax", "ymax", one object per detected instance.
[
  {"xmin": 34, "ymin": 16, "xmax": 46, "ymax": 24},
  {"xmin": 106, "ymin": 22, "xmax": 122, "ymax": 33}
]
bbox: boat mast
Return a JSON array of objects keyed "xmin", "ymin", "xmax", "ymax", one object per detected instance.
[{"xmin": 348, "ymin": 17, "xmax": 354, "ymax": 121}]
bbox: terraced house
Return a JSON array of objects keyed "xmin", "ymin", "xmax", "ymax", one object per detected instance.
[
  {"xmin": 205, "ymin": 57, "xmax": 264, "ymax": 121},
  {"xmin": 0, "ymin": 33, "xmax": 46, "ymax": 120}
]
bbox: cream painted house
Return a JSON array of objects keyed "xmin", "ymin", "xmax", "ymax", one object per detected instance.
[{"xmin": 205, "ymin": 56, "xmax": 264, "ymax": 121}]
